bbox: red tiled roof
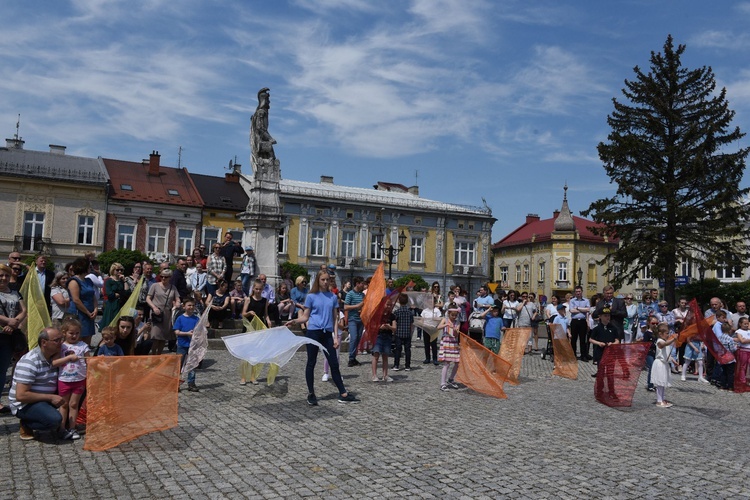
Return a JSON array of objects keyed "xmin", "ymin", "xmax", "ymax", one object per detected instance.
[
  {"xmin": 493, "ymin": 214, "xmax": 617, "ymax": 249},
  {"xmin": 103, "ymin": 158, "xmax": 204, "ymax": 207}
]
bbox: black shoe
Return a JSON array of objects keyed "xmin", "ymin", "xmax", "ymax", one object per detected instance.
[
  {"xmin": 433, "ymin": 360, "xmax": 440, "ymax": 366},
  {"xmin": 347, "ymin": 360, "xmax": 356, "ymax": 367},
  {"xmin": 338, "ymin": 393, "xmax": 360, "ymax": 404},
  {"xmin": 423, "ymin": 359, "xmax": 432, "ymax": 364},
  {"xmin": 591, "ymin": 373, "xmax": 598, "ymax": 378},
  {"xmin": 307, "ymin": 394, "xmax": 318, "ymax": 406},
  {"xmin": 187, "ymin": 384, "xmax": 200, "ymax": 392}
]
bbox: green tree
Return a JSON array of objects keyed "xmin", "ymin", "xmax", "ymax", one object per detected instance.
[
  {"xmin": 97, "ymin": 249, "xmax": 152, "ymax": 275},
  {"xmin": 280, "ymin": 261, "xmax": 310, "ymax": 285},
  {"xmin": 394, "ymin": 274, "xmax": 429, "ymax": 291},
  {"xmin": 583, "ymin": 35, "xmax": 749, "ymax": 307}
]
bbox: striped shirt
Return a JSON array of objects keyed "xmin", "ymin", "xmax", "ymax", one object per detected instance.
[
  {"xmin": 345, "ymin": 290, "xmax": 365, "ymax": 322},
  {"xmin": 9, "ymin": 347, "xmax": 59, "ymax": 414}
]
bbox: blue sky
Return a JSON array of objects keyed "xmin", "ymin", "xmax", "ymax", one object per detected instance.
[{"xmin": 2, "ymin": 1, "xmax": 750, "ymax": 241}]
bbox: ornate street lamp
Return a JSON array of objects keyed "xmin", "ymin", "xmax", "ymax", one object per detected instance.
[{"xmin": 376, "ymin": 228, "xmax": 407, "ymax": 280}]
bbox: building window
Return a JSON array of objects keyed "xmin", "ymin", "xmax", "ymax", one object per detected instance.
[
  {"xmin": 310, "ymin": 228, "xmax": 326, "ymax": 257},
  {"xmin": 278, "ymin": 227, "xmax": 287, "ymax": 254},
  {"xmin": 680, "ymin": 259, "xmax": 692, "ymax": 278},
  {"xmin": 522, "ymin": 264, "xmax": 529, "ymax": 283},
  {"xmin": 515, "ymin": 265, "xmax": 521, "ymax": 284},
  {"xmin": 177, "ymin": 229, "xmax": 194, "ymax": 256},
  {"xmin": 538, "ymin": 262, "xmax": 545, "ymax": 283},
  {"xmin": 147, "ymin": 227, "xmax": 167, "ymax": 253},
  {"xmin": 454, "ymin": 241, "xmax": 475, "ymax": 267},
  {"xmin": 640, "ymin": 266, "xmax": 653, "ymax": 280},
  {"xmin": 716, "ymin": 260, "xmax": 742, "ymax": 279},
  {"xmin": 557, "ymin": 261, "xmax": 568, "ymax": 282},
  {"xmin": 117, "ymin": 224, "xmax": 135, "ymax": 250},
  {"xmin": 500, "ymin": 266, "xmax": 508, "ymax": 283},
  {"xmin": 370, "ymin": 233, "xmax": 383, "ymax": 260},
  {"xmin": 410, "ymin": 237, "xmax": 424, "ymax": 263},
  {"xmin": 23, "ymin": 212, "xmax": 45, "ymax": 251},
  {"xmin": 341, "ymin": 231, "xmax": 356, "ymax": 258},
  {"xmin": 203, "ymin": 228, "xmax": 219, "ymax": 249},
  {"xmin": 587, "ymin": 263, "xmax": 596, "ymax": 284},
  {"xmin": 77, "ymin": 215, "xmax": 95, "ymax": 245}
]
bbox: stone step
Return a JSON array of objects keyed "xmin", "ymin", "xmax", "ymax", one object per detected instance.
[
  {"xmin": 208, "ymin": 338, "xmax": 227, "ymax": 351},
  {"xmin": 208, "ymin": 328, "xmax": 243, "ymax": 339}
]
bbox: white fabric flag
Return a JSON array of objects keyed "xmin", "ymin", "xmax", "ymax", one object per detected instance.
[
  {"xmin": 222, "ymin": 326, "xmax": 327, "ymax": 367},
  {"xmin": 181, "ymin": 307, "xmax": 210, "ymax": 376}
]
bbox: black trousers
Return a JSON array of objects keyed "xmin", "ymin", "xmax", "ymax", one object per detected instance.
[
  {"xmin": 394, "ymin": 336, "xmax": 412, "ymax": 368},
  {"xmin": 423, "ymin": 330, "xmax": 438, "ymax": 362},
  {"xmin": 570, "ymin": 318, "xmax": 589, "ymax": 357}
]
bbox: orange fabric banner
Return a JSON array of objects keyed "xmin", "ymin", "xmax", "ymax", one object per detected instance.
[
  {"xmin": 84, "ymin": 355, "xmax": 180, "ymax": 451},
  {"xmin": 498, "ymin": 327, "xmax": 531, "ymax": 385},
  {"xmin": 456, "ymin": 333, "xmax": 512, "ymax": 399},
  {"xmin": 550, "ymin": 323, "xmax": 578, "ymax": 380},
  {"xmin": 360, "ymin": 262, "xmax": 385, "ymax": 327}
]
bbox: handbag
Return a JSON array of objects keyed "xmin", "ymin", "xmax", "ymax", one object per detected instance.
[{"xmin": 150, "ymin": 286, "xmax": 173, "ymax": 324}]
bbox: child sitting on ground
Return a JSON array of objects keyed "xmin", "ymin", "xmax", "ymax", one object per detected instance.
[{"xmin": 229, "ymin": 279, "xmax": 247, "ymax": 319}]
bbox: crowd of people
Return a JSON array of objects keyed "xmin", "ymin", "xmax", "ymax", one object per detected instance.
[{"xmin": 3, "ymin": 239, "xmax": 749, "ymax": 441}]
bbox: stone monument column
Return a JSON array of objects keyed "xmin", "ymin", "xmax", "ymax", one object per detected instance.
[{"xmin": 238, "ymin": 87, "xmax": 282, "ymax": 285}]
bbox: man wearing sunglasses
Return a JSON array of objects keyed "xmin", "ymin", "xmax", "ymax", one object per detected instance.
[{"xmin": 8, "ymin": 327, "xmax": 65, "ymax": 441}]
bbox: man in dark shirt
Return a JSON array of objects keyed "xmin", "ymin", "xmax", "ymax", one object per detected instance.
[
  {"xmin": 171, "ymin": 257, "xmax": 190, "ymax": 300},
  {"xmin": 220, "ymin": 232, "xmax": 244, "ymax": 282},
  {"xmin": 592, "ymin": 285, "xmax": 627, "ymax": 341}
]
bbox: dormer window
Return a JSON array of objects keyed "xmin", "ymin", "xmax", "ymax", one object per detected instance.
[
  {"xmin": 120, "ymin": 184, "xmax": 133, "ymax": 191},
  {"xmin": 167, "ymin": 189, "xmax": 179, "ymax": 196}
]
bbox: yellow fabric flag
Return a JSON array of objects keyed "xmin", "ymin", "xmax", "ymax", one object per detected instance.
[
  {"xmin": 84, "ymin": 355, "xmax": 180, "ymax": 452},
  {"xmin": 240, "ymin": 315, "xmax": 279, "ymax": 385},
  {"xmin": 20, "ymin": 268, "xmax": 51, "ymax": 350},
  {"xmin": 108, "ymin": 277, "xmax": 144, "ymax": 328}
]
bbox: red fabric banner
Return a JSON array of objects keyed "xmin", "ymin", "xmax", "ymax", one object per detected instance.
[
  {"xmin": 456, "ymin": 333, "xmax": 512, "ymax": 399},
  {"xmin": 676, "ymin": 299, "xmax": 734, "ymax": 364},
  {"xmin": 594, "ymin": 342, "xmax": 650, "ymax": 408}
]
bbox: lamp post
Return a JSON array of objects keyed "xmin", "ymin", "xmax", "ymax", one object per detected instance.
[
  {"xmin": 376, "ymin": 229, "xmax": 407, "ymax": 280},
  {"xmin": 577, "ymin": 267, "xmax": 583, "ymax": 288},
  {"xmin": 698, "ymin": 264, "xmax": 705, "ymax": 311}
]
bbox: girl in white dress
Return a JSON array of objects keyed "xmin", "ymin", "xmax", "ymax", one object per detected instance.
[{"xmin": 652, "ymin": 323, "xmax": 677, "ymax": 408}]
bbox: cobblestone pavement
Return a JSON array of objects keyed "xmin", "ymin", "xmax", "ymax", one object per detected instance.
[{"xmin": 2, "ymin": 340, "xmax": 749, "ymax": 499}]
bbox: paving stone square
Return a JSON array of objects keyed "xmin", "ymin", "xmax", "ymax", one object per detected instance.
[{"xmin": 2, "ymin": 340, "xmax": 749, "ymax": 499}]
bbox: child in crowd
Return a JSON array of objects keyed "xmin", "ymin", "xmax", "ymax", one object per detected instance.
[
  {"xmin": 97, "ymin": 326, "xmax": 124, "ymax": 356},
  {"xmin": 553, "ymin": 303, "xmax": 571, "ymax": 340},
  {"xmin": 479, "ymin": 304, "xmax": 504, "ymax": 354},
  {"xmin": 53, "ymin": 317, "xmax": 91, "ymax": 440},
  {"xmin": 716, "ymin": 322, "xmax": 737, "ymax": 391},
  {"xmin": 134, "ymin": 307, "xmax": 153, "ymax": 355},
  {"xmin": 681, "ymin": 331, "xmax": 708, "ymax": 383},
  {"xmin": 734, "ymin": 316, "xmax": 750, "ymax": 389},
  {"xmin": 437, "ymin": 304, "xmax": 461, "ymax": 391},
  {"xmin": 229, "ymin": 279, "xmax": 247, "ymax": 319},
  {"xmin": 371, "ymin": 309, "xmax": 396, "ymax": 382},
  {"xmin": 392, "ymin": 294, "xmax": 415, "ymax": 371},
  {"xmin": 652, "ymin": 323, "xmax": 677, "ymax": 408},
  {"xmin": 173, "ymin": 298, "xmax": 200, "ymax": 392},
  {"xmin": 422, "ymin": 298, "xmax": 442, "ymax": 365},
  {"xmin": 114, "ymin": 315, "xmax": 137, "ymax": 355}
]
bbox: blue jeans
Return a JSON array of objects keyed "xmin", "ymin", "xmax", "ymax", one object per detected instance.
[
  {"xmin": 348, "ymin": 318, "xmax": 364, "ymax": 361},
  {"xmin": 176, "ymin": 345, "xmax": 196, "ymax": 385},
  {"xmin": 240, "ymin": 273, "xmax": 253, "ymax": 296},
  {"xmin": 305, "ymin": 329, "xmax": 346, "ymax": 396},
  {"xmin": 16, "ymin": 401, "xmax": 62, "ymax": 431}
]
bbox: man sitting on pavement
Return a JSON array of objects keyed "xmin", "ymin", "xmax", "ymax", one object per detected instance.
[{"xmin": 9, "ymin": 327, "xmax": 65, "ymax": 441}]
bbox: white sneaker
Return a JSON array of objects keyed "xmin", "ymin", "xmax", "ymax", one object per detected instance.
[
  {"xmin": 321, "ymin": 373, "xmax": 329, "ymax": 382},
  {"xmin": 680, "ymin": 376, "xmax": 686, "ymax": 381},
  {"xmin": 698, "ymin": 377, "xmax": 710, "ymax": 384},
  {"xmin": 372, "ymin": 376, "xmax": 380, "ymax": 382},
  {"xmin": 384, "ymin": 376, "xmax": 394, "ymax": 382}
]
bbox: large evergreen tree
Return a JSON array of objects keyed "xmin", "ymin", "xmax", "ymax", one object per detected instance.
[{"xmin": 583, "ymin": 35, "xmax": 750, "ymax": 306}]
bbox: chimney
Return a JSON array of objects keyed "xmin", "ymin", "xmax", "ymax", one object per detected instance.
[
  {"xmin": 5, "ymin": 138, "xmax": 24, "ymax": 149},
  {"xmin": 225, "ymin": 172, "xmax": 240, "ymax": 183},
  {"xmin": 148, "ymin": 150, "xmax": 160, "ymax": 176},
  {"xmin": 320, "ymin": 175, "xmax": 334, "ymax": 184},
  {"xmin": 407, "ymin": 185, "xmax": 419, "ymax": 196},
  {"xmin": 553, "ymin": 210, "xmax": 560, "ymax": 219},
  {"xmin": 49, "ymin": 144, "xmax": 66, "ymax": 155},
  {"xmin": 525, "ymin": 213, "xmax": 540, "ymax": 224}
]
